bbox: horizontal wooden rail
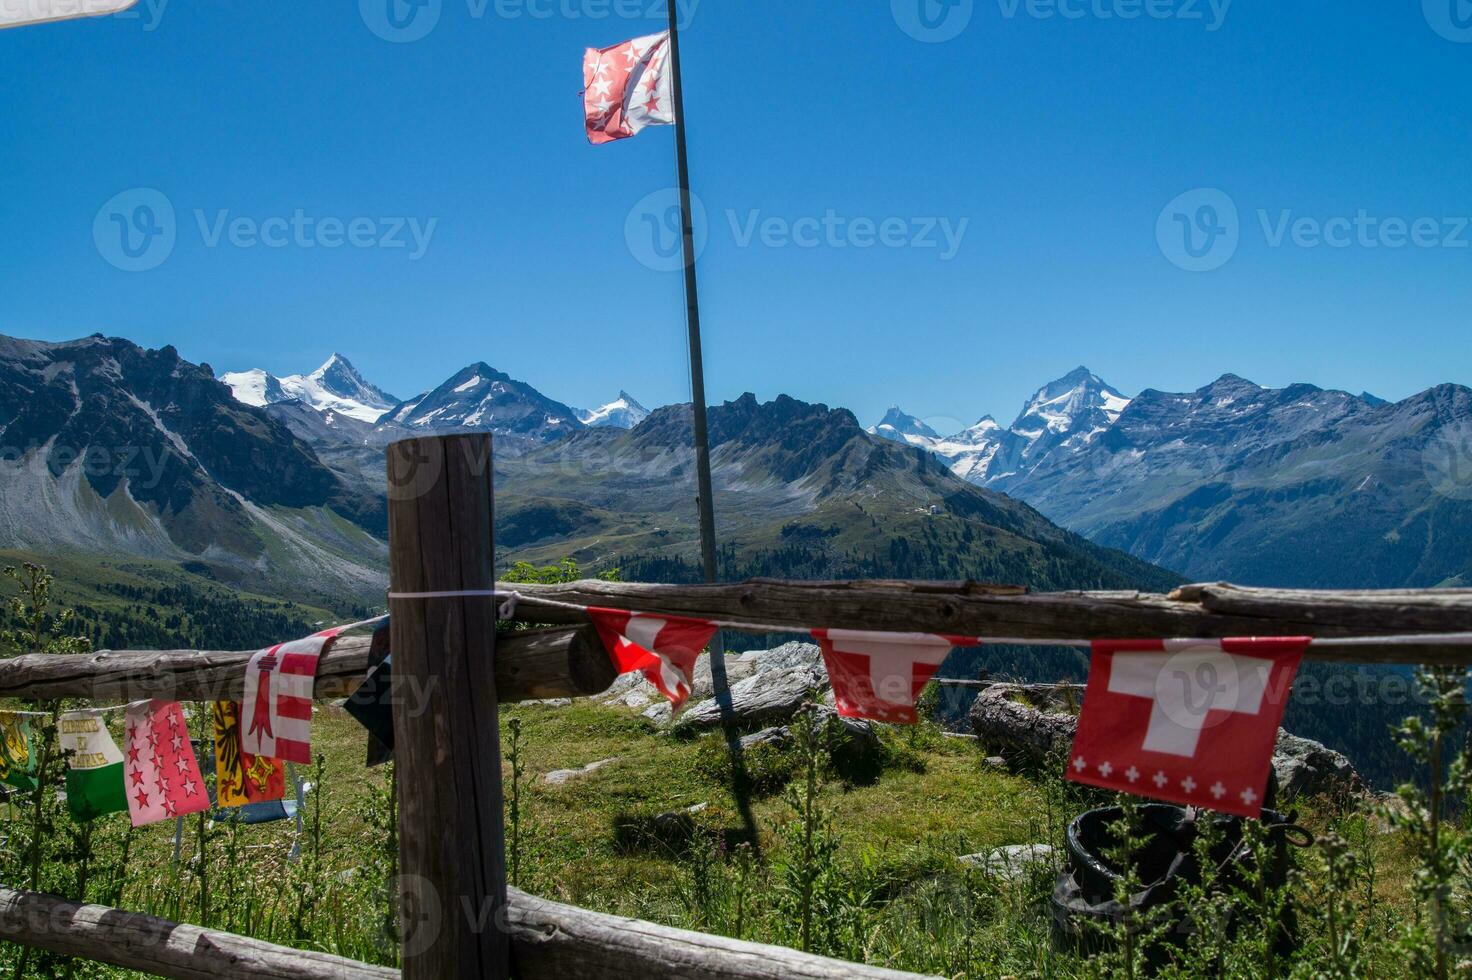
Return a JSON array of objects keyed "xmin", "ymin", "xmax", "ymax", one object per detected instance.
[
  {"xmin": 515, "ymin": 887, "xmax": 936, "ymax": 980},
  {"xmin": 0, "ymin": 625, "xmax": 614, "ymax": 704},
  {"xmin": 0, "ymin": 885, "xmax": 397, "ymax": 979},
  {"xmin": 0, "ymin": 884, "xmax": 938, "ymax": 980},
  {"xmin": 498, "ymin": 579, "xmax": 1472, "ymax": 665}
]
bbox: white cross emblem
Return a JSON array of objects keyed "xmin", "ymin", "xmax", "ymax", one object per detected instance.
[
  {"xmin": 1152, "ymin": 770, "xmax": 1168, "ymax": 788},
  {"xmin": 1240, "ymin": 787, "xmax": 1258, "ymax": 807},
  {"xmin": 1125, "ymin": 766, "xmax": 1140, "ymax": 783},
  {"xmin": 1098, "ymin": 761, "xmax": 1113, "ymax": 777},
  {"xmin": 1107, "ymin": 644, "xmax": 1274, "ymax": 757},
  {"xmin": 1210, "ymin": 781, "xmax": 1226, "ymax": 799},
  {"xmin": 1181, "ymin": 776, "xmax": 1197, "ymax": 793},
  {"xmin": 1073, "ymin": 756, "xmax": 1087, "ymax": 772}
]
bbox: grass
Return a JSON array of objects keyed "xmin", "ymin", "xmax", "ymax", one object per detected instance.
[{"xmin": 0, "ymin": 685, "xmax": 1441, "ymax": 979}]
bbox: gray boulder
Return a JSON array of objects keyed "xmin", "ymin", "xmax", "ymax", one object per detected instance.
[
  {"xmin": 959, "ymin": 843, "xmax": 1056, "ymax": 881},
  {"xmin": 676, "ymin": 662, "xmax": 828, "ymax": 729},
  {"xmin": 604, "ymin": 642, "xmax": 827, "ymax": 714},
  {"xmin": 1272, "ymin": 730, "xmax": 1363, "ymax": 800},
  {"xmin": 543, "ymin": 757, "xmax": 619, "ymax": 786}
]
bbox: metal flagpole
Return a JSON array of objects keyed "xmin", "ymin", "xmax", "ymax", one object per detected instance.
[
  {"xmin": 663, "ymin": 1, "xmax": 719, "ymax": 588},
  {"xmin": 662, "ymin": 6, "xmax": 761, "ymax": 853}
]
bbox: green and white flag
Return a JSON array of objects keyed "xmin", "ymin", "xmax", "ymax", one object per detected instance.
[
  {"xmin": 59, "ymin": 709, "xmax": 127, "ymax": 821},
  {"xmin": 0, "ymin": 710, "xmax": 44, "ymax": 791}
]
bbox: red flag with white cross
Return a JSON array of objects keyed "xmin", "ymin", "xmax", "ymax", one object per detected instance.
[
  {"xmin": 1067, "ymin": 637, "xmax": 1308, "ymax": 817},
  {"xmin": 583, "ymin": 31, "xmax": 675, "ymax": 145},
  {"xmin": 812, "ymin": 630, "xmax": 967, "ymax": 724},
  {"xmin": 588, "ymin": 607, "xmax": 718, "ymax": 709},
  {"xmin": 124, "ymin": 700, "xmax": 210, "ymax": 828}
]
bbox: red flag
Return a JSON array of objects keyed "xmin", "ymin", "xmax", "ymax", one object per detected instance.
[
  {"xmin": 240, "ymin": 625, "xmax": 347, "ymax": 765},
  {"xmin": 124, "ymin": 700, "xmax": 210, "ymax": 827},
  {"xmin": 588, "ymin": 607, "xmax": 717, "ymax": 709},
  {"xmin": 583, "ymin": 31, "xmax": 675, "ymax": 145},
  {"xmin": 1067, "ymin": 637, "xmax": 1308, "ymax": 818},
  {"xmin": 812, "ymin": 630, "xmax": 965, "ymax": 724}
]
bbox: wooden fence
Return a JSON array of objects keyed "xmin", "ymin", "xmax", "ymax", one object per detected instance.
[{"xmin": 0, "ymin": 431, "xmax": 1469, "ymax": 979}]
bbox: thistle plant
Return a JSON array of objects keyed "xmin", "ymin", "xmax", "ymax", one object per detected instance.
[{"xmin": 1384, "ymin": 665, "xmax": 1472, "ymax": 979}]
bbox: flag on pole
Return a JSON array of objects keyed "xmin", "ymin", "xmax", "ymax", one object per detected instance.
[
  {"xmin": 0, "ymin": 710, "xmax": 43, "ymax": 790},
  {"xmin": 1067, "ymin": 637, "xmax": 1308, "ymax": 818},
  {"xmin": 812, "ymin": 630, "xmax": 963, "ymax": 723},
  {"xmin": 212, "ymin": 701, "xmax": 286, "ymax": 808},
  {"xmin": 240, "ymin": 625, "xmax": 347, "ymax": 765},
  {"xmin": 583, "ymin": 31, "xmax": 676, "ymax": 144},
  {"xmin": 124, "ymin": 700, "xmax": 210, "ymax": 827},
  {"xmin": 587, "ymin": 607, "xmax": 717, "ymax": 709},
  {"xmin": 59, "ymin": 709, "xmax": 128, "ymax": 821}
]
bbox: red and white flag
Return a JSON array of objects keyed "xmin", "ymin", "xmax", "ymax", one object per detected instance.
[
  {"xmin": 588, "ymin": 607, "xmax": 717, "ymax": 709},
  {"xmin": 1067, "ymin": 637, "xmax": 1308, "ymax": 818},
  {"xmin": 241, "ymin": 625, "xmax": 348, "ymax": 764},
  {"xmin": 812, "ymin": 629, "xmax": 966, "ymax": 724},
  {"xmin": 583, "ymin": 31, "xmax": 675, "ymax": 145},
  {"xmin": 124, "ymin": 700, "xmax": 210, "ymax": 827}
]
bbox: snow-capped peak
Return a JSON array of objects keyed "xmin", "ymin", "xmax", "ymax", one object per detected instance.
[
  {"xmin": 578, "ymin": 391, "xmax": 650, "ymax": 429},
  {"xmin": 1012, "ymin": 367, "xmax": 1130, "ymax": 441},
  {"xmin": 219, "ymin": 354, "xmax": 399, "ymax": 423},
  {"xmin": 219, "ymin": 368, "xmax": 284, "ymax": 408},
  {"xmin": 868, "ymin": 407, "xmax": 940, "ymax": 442}
]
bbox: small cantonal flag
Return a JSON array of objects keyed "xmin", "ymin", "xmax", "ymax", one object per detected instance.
[
  {"xmin": 59, "ymin": 709, "xmax": 128, "ymax": 822},
  {"xmin": 583, "ymin": 30, "xmax": 675, "ymax": 145},
  {"xmin": 240, "ymin": 625, "xmax": 348, "ymax": 765},
  {"xmin": 212, "ymin": 701, "xmax": 285, "ymax": 809},
  {"xmin": 812, "ymin": 630, "xmax": 968, "ymax": 724},
  {"xmin": 1067, "ymin": 637, "xmax": 1308, "ymax": 818},
  {"xmin": 587, "ymin": 607, "xmax": 717, "ymax": 709},
  {"xmin": 124, "ymin": 700, "xmax": 210, "ymax": 827}
]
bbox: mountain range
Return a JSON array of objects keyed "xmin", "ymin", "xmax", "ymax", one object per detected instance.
[
  {"xmin": 872, "ymin": 368, "xmax": 1472, "ymax": 589},
  {"xmin": 7, "ymin": 331, "xmax": 1471, "ymax": 612},
  {"xmin": 0, "ymin": 334, "xmax": 1185, "ymax": 612}
]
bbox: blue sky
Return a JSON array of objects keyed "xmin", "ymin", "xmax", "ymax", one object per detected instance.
[{"xmin": 3, "ymin": 1, "xmax": 1469, "ymax": 428}]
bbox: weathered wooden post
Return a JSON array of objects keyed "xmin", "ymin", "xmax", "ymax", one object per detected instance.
[{"xmin": 386, "ymin": 433, "xmax": 510, "ymax": 979}]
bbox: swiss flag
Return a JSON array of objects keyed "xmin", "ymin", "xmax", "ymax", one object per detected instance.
[
  {"xmin": 812, "ymin": 630, "xmax": 968, "ymax": 724},
  {"xmin": 583, "ymin": 31, "xmax": 675, "ymax": 145},
  {"xmin": 1067, "ymin": 637, "xmax": 1308, "ymax": 818},
  {"xmin": 588, "ymin": 607, "xmax": 717, "ymax": 709}
]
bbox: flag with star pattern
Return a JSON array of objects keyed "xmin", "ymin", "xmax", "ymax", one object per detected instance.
[
  {"xmin": 123, "ymin": 700, "xmax": 210, "ymax": 827},
  {"xmin": 1067, "ymin": 637, "xmax": 1308, "ymax": 818},
  {"xmin": 583, "ymin": 31, "xmax": 675, "ymax": 144}
]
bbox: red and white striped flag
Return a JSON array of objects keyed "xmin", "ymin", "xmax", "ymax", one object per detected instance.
[
  {"xmin": 588, "ymin": 607, "xmax": 717, "ymax": 709},
  {"xmin": 812, "ymin": 630, "xmax": 966, "ymax": 724},
  {"xmin": 1068, "ymin": 637, "xmax": 1307, "ymax": 818},
  {"xmin": 240, "ymin": 625, "xmax": 348, "ymax": 764},
  {"xmin": 583, "ymin": 31, "xmax": 675, "ymax": 145}
]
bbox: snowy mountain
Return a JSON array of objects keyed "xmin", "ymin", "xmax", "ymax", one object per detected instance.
[
  {"xmin": 867, "ymin": 407, "xmax": 940, "ymax": 444},
  {"xmin": 380, "ymin": 362, "xmax": 583, "ymax": 443},
  {"xmin": 870, "ymin": 367, "xmax": 1130, "ymax": 486},
  {"xmin": 220, "ymin": 354, "xmax": 398, "ymax": 423},
  {"xmin": 578, "ymin": 391, "xmax": 650, "ymax": 429}
]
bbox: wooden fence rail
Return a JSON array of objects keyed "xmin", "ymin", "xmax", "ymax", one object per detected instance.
[
  {"xmin": 497, "ymin": 579, "xmax": 1472, "ymax": 664},
  {"xmin": 0, "ymin": 884, "xmax": 937, "ymax": 980},
  {"xmin": 0, "ymin": 626, "xmax": 612, "ymax": 704}
]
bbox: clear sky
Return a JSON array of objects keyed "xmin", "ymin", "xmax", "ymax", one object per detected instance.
[{"xmin": 4, "ymin": 1, "xmax": 1468, "ymax": 429}]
